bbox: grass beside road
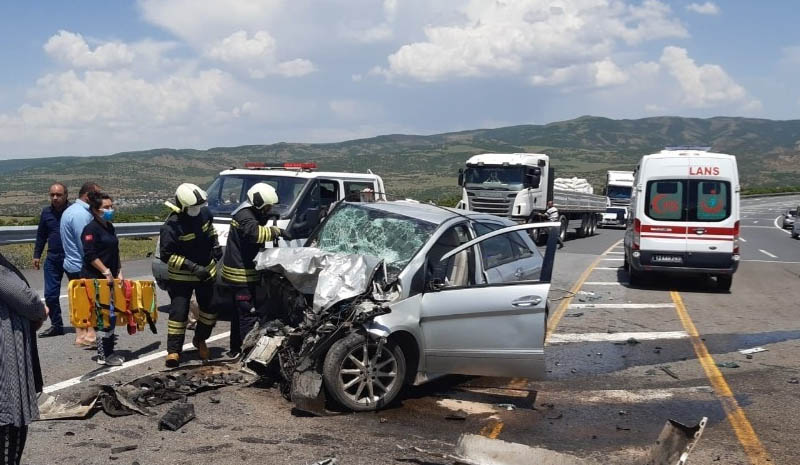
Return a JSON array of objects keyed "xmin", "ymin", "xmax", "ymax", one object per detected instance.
[{"xmin": 0, "ymin": 236, "xmax": 156, "ymax": 270}]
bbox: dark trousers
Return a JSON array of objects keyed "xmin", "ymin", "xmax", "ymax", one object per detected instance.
[
  {"xmin": 213, "ymin": 284, "xmax": 261, "ymax": 354},
  {"xmin": 0, "ymin": 425, "xmax": 28, "ymax": 465},
  {"xmin": 167, "ymin": 282, "xmax": 215, "ymax": 354},
  {"xmin": 96, "ymin": 280, "xmax": 118, "ymax": 359},
  {"xmin": 43, "ymin": 255, "xmax": 65, "ymax": 328},
  {"xmin": 65, "ymin": 271, "xmax": 81, "ymax": 281}
]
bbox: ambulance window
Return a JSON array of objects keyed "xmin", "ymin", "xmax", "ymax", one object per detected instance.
[
  {"xmin": 690, "ymin": 181, "xmax": 730, "ymax": 222},
  {"xmin": 646, "ymin": 181, "xmax": 684, "ymax": 221}
]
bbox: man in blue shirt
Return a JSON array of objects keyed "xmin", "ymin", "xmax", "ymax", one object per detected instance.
[
  {"xmin": 60, "ymin": 181, "xmax": 100, "ymax": 346},
  {"xmin": 34, "ymin": 182, "xmax": 70, "ymax": 337}
]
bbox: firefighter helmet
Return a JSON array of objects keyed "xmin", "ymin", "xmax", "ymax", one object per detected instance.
[
  {"xmin": 175, "ymin": 183, "xmax": 208, "ymax": 210},
  {"xmin": 246, "ymin": 183, "xmax": 278, "ymax": 209}
]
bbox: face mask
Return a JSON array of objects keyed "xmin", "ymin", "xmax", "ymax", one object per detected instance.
[
  {"xmin": 102, "ymin": 208, "xmax": 114, "ymax": 221},
  {"xmin": 186, "ymin": 205, "xmax": 204, "ymax": 217}
]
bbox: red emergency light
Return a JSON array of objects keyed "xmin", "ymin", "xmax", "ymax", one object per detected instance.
[{"xmin": 243, "ymin": 162, "xmax": 317, "ymax": 170}]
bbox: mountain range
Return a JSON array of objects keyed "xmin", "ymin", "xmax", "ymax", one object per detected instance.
[{"xmin": 2, "ymin": 115, "xmax": 799, "ymax": 216}]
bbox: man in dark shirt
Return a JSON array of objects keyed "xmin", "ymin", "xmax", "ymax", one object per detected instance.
[{"xmin": 33, "ymin": 182, "xmax": 70, "ymax": 337}]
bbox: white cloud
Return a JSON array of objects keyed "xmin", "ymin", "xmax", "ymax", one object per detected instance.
[
  {"xmin": 686, "ymin": 2, "xmax": 720, "ymax": 15},
  {"xmin": 329, "ymin": 99, "xmax": 382, "ymax": 120},
  {"xmin": 44, "ymin": 30, "xmax": 135, "ymax": 69},
  {"xmin": 378, "ymin": 0, "xmax": 688, "ymax": 82},
  {"xmin": 206, "ymin": 30, "xmax": 315, "ymax": 78},
  {"xmin": 659, "ymin": 46, "xmax": 760, "ymax": 110},
  {"xmin": 338, "ymin": 0, "xmax": 400, "ymax": 43}
]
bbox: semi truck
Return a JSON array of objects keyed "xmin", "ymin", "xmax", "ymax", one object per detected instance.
[
  {"xmin": 600, "ymin": 170, "xmax": 634, "ymax": 228},
  {"xmin": 456, "ymin": 153, "xmax": 607, "ymax": 243}
]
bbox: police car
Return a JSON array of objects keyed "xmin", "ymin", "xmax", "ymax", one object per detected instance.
[
  {"xmin": 623, "ymin": 148, "xmax": 740, "ymax": 291},
  {"xmin": 152, "ymin": 162, "xmax": 386, "ymax": 288}
]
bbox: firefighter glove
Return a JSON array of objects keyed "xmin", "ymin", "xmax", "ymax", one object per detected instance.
[
  {"xmin": 189, "ymin": 263, "xmax": 212, "ymax": 281},
  {"xmin": 212, "ymin": 245, "xmax": 223, "ymax": 261}
]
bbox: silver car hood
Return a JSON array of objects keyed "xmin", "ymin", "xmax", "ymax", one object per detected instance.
[{"xmin": 254, "ymin": 247, "xmax": 381, "ymax": 313}]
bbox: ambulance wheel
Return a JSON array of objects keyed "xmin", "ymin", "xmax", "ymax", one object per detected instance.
[
  {"xmin": 716, "ymin": 275, "xmax": 732, "ymax": 292},
  {"xmin": 323, "ymin": 333, "xmax": 406, "ymax": 412},
  {"xmin": 623, "ymin": 253, "xmax": 630, "ymax": 272},
  {"xmin": 628, "ymin": 267, "xmax": 642, "ymax": 287}
]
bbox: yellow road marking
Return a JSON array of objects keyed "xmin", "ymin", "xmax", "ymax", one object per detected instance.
[
  {"xmin": 479, "ymin": 420, "xmax": 504, "ymax": 439},
  {"xmin": 670, "ymin": 291, "xmax": 772, "ymax": 465},
  {"xmin": 546, "ymin": 239, "xmax": 623, "ymax": 342}
]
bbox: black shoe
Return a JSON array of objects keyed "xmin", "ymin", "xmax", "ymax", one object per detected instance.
[{"xmin": 39, "ymin": 326, "xmax": 64, "ymax": 338}]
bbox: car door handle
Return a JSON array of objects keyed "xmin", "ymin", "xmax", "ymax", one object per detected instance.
[
  {"xmin": 513, "ymin": 268, "xmax": 523, "ymax": 278},
  {"xmin": 511, "ymin": 296, "xmax": 542, "ymax": 307},
  {"xmin": 694, "ymin": 229, "xmax": 705, "ymax": 235}
]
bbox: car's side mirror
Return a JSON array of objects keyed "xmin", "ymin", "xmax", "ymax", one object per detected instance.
[{"xmin": 426, "ymin": 278, "xmax": 445, "ymax": 292}]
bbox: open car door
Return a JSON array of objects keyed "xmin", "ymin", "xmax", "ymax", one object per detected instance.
[{"xmin": 419, "ymin": 222, "xmax": 559, "ymax": 379}]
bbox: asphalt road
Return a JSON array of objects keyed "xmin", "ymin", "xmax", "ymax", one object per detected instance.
[{"xmin": 20, "ymin": 198, "xmax": 800, "ymax": 464}]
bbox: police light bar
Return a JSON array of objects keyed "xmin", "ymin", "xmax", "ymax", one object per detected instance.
[{"xmin": 283, "ymin": 162, "xmax": 317, "ymax": 170}]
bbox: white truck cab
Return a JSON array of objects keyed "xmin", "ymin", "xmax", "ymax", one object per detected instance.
[
  {"xmin": 623, "ymin": 148, "xmax": 740, "ymax": 290},
  {"xmin": 152, "ymin": 162, "xmax": 386, "ymax": 288},
  {"xmin": 601, "ymin": 170, "xmax": 634, "ymax": 228},
  {"xmin": 206, "ymin": 162, "xmax": 386, "ymax": 246}
]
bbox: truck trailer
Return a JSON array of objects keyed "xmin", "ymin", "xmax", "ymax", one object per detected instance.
[{"xmin": 456, "ymin": 153, "xmax": 607, "ymax": 243}]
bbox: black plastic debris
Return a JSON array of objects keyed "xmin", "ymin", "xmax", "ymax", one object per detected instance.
[
  {"xmin": 110, "ymin": 445, "xmax": 137, "ymax": 454},
  {"xmin": 565, "ymin": 312, "xmax": 584, "ymax": 318},
  {"xmin": 789, "ymin": 378, "xmax": 799, "ymax": 384},
  {"xmin": 659, "ymin": 366, "xmax": 680, "ymax": 380},
  {"xmin": 158, "ymin": 403, "xmax": 195, "ymax": 431}
]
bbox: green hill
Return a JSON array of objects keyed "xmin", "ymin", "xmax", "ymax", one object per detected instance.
[{"xmin": 2, "ymin": 115, "xmax": 800, "ymax": 215}]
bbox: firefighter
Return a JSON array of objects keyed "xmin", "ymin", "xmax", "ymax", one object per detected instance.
[
  {"xmin": 219, "ymin": 182, "xmax": 287, "ymax": 356},
  {"xmin": 160, "ymin": 183, "xmax": 222, "ymax": 368}
]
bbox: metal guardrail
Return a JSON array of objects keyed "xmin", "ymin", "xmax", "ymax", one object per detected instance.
[
  {"xmin": 0, "ymin": 222, "xmax": 162, "ymax": 246},
  {"xmin": 741, "ymin": 192, "xmax": 800, "ymax": 199}
]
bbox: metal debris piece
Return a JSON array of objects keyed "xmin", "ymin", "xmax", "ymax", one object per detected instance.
[
  {"xmin": 496, "ymin": 403, "xmax": 516, "ymax": 411},
  {"xmin": 565, "ymin": 312, "xmax": 584, "ymax": 318},
  {"xmin": 788, "ymin": 378, "xmax": 799, "ymax": 384},
  {"xmin": 291, "ymin": 366, "xmax": 326, "ymax": 416},
  {"xmin": 626, "ymin": 337, "xmax": 640, "ymax": 345},
  {"xmin": 309, "ymin": 458, "xmax": 338, "ymax": 465},
  {"xmin": 738, "ymin": 347, "xmax": 767, "ymax": 355},
  {"xmin": 159, "ymin": 403, "xmax": 195, "ymax": 431},
  {"xmin": 110, "ymin": 445, "xmax": 137, "ymax": 454},
  {"xmin": 660, "ymin": 366, "xmax": 680, "ymax": 380},
  {"xmin": 37, "ymin": 393, "xmax": 98, "ymax": 420},
  {"xmin": 716, "ymin": 362, "xmax": 740, "ymax": 369},
  {"xmin": 445, "ymin": 414, "xmax": 467, "ymax": 421}
]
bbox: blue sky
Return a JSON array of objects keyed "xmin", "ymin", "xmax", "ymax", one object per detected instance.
[{"xmin": 0, "ymin": 0, "xmax": 798, "ymax": 159}]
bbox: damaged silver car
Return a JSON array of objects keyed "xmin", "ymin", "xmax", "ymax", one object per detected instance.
[{"xmin": 243, "ymin": 200, "xmax": 559, "ymax": 413}]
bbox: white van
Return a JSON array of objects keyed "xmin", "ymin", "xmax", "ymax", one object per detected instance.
[{"xmin": 623, "ymin": 148, "xmax": 740, "ymax": 290}]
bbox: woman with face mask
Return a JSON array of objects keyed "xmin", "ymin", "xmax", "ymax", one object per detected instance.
[
  {"xmin": 80, "ymin": 191, "xmax": 124, "ymax": 366},
  {"xmin": 159, "ymin": 183, "xmax": 222, "ymax": 367}
]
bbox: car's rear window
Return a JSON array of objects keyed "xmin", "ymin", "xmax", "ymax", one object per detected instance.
[{"xmin": 645, "ymin": 180, "xmax": 731, "ymax": 222}]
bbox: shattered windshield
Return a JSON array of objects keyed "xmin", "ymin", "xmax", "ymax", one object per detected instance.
[{"xmin": 311, "ymin": 204, "xmax": 437, "ymax": 278}]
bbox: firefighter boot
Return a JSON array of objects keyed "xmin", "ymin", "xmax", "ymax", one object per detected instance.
[
  {"xmin": 165, "ymin": 352, "xmax": 180, "ymax": 368},
  {"xmin": 192, "ymin": 336, "xmax": 209, "ymax": 361}
]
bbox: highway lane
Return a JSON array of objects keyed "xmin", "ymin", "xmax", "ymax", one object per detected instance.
[
  {"xmin": 738, "ymin": 194, "xmax": 800, "ymax": 263},
  {"xmin": 21, "ymin": 207, "xmax": 800, "ymax": 464}
]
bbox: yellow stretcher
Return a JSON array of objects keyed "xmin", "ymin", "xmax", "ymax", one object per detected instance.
[{"xmin": 68, "ymin": 279, "xmax": 158, "ymax": 334}]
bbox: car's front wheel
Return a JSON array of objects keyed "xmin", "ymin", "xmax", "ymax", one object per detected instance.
[{"xmin": 323, "ymin": 333, "xmax": 406, "ymax": 412}]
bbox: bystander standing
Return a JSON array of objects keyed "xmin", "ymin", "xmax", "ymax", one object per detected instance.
[{"xmin": 33, "ymin": 182, "xmax": 70, "ymax": 338}]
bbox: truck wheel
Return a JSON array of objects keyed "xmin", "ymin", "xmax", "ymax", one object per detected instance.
[
  {"xmin": 531, "ymin": 228, "xmax": 547, "ymax": 246},
  {"xmin": 323, "ymin": 333, "xmax": 406, "ymax": 412},
  {"xmin": 589, "ymin": 216, "xmax": 597, "ymax": 236},
  {"xmin": 559, "ymin": 216, "xmax": 568, "ymax": 243},
  {"xmin": 717, "ymin": 275, "xmax": 732, "ymax": 292}
]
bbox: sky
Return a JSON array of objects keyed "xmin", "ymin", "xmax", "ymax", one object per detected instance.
[{"xmin": 0, "ymin": 0, "xmax": 798, "ymax": 159}]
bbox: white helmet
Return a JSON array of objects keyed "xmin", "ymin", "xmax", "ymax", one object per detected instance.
[
  {"xmin": 246, "ymin": 183, "xmax": 278, "ymax": 209},
  {"xmin": 175, "ymin": 183, "xmax": 207, "ymax": 210}
]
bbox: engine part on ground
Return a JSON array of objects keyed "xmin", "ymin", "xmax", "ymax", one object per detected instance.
[{"xmin": 158, "ymin": 402, "xmax": 196, "ymax": 431}]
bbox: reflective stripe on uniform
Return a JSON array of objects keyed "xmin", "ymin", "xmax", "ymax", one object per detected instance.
[
  {"xmin": 168, "ymin": 254, "xmax": 186, "ymax": 269},
  {"xmin": 168, "ymin": 320, "xmax": 187, "ymax": 335},
  {"xmin": 197, "ymin": 310, "xmax": 216, "ymax": 326},
  {"xmin": 222, "ymin": 265, "xmax": 259, "ymax": 283},
  {"xmin": 257, "ymin": 225, "xmax": 276, "ymax": 243},
  {"xmin": 168, "ymin": 259, "xmax": 216, "ymax": 282},
  {"xmin": 178, "ymin": 232, "xmax": 196, "ymax": 241}
]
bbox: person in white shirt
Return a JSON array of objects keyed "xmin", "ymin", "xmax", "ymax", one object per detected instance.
[{"xmin": 545, "ymin": 201, "xmax": 564, "ymax": 249}]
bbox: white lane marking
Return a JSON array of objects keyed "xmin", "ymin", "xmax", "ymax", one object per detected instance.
[
  {"xmin": 758, "ymin": 249, "xmax": 778, "ymax": 259},
  {"xmin": 739, "ymin": 237, "xmax": 747, "ymax": 242},
  {"xmin": 568, "ymin": 303, "xmax": 676, "ymax": 309},
  {"xmin": 742, "ymin": 260, "xmax": 800, "ymax": 264},
  {"xmin": 548, "ymin": 330, "xmax": 688, "ymax": 343},
  {"xmin": 607, "ymin": 251, "xmax": 624, "ymax": 255},
  {"xmin": 43, "ymin": 331, "xmax": 230, "ymax": 394},
  {"xmin": 583, "ymin": 282, "xmax": 624, "ymax": 285},
  {"xmin": 539, "ymin": 386, "xmax": 713, "ymax": 404},
  {"xmin": 774, "ymin": 216, "xmax": 792, "ymax": 235},
  {"xmin": 753, "ymin": 220, "xmax": 759, "ymax": 224},
  {"xmin": 741, "ymin": 226, "xmax": 781, "ymax": 229},
  {"xmin": 40, "ymin": 294, "xmax": 67, "ymax": 302},
  {"xmin": 595, "ymin": 267, "xmax": 623, "ymax": 270},
  {"xmin": 601, "ymin": 258, "xmax": 624, "ymax": 261}
]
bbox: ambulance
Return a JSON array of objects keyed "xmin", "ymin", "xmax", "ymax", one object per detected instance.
[{"xmin": 623, "ymin": 148, "xmax": 740, "ymax": 291}]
